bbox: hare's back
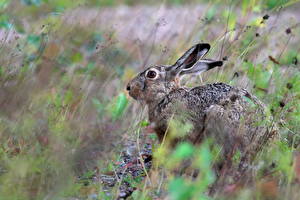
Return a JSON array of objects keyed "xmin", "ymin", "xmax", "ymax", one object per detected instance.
[
  {"xmin": 156, "ymin": 83, "xmax": 236, "ymax": 117},
  {"xmin": 199, "ymin": 84, "xmax": 274, "ymax": 156},
  {"xmin": 188, "ymin": 83, "xmax": 234, "ymax": 109}
]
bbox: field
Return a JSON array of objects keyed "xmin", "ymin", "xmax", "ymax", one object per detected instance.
[{"xmin": 1, "ymin": 0, "xmax": 300, "ymax": 199}]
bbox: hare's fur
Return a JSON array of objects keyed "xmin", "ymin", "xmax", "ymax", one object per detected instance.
[{"xmin": 127, "ymin": 43, "xmax": 277, "ymax": 185}]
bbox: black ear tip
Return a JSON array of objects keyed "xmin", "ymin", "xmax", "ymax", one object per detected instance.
[
  {"xmin": 196, "ymin": 43, "xmax": 210, "ymax": 51},
  {"xmin": 203, "ymin": 43, "xmax": 211, "ymax": 49},
  {"xmin": 215, "ymin": 61, "xmax": 223, "ymax": 66},
  {"xmin": 207, "ymin": 61, "xmax": 223, "ymax": 70}
]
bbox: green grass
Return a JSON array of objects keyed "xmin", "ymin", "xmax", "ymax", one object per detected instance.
[{"xmin": 0, "ymin": 0, "xmax": 300, "ymax": 199}]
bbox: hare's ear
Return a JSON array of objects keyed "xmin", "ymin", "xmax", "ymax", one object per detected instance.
[
  {"xmin": 166, "ymin": 43, "xmax": 210, "ymax": 74},
  {"xmin": 179, "ymin": 59, "xmax": 223, "ymax": 76}
]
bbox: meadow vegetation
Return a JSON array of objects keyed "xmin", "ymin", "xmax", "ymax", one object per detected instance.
[{"xmin": 0, "ymin": 0, "xmax": 300, "ymax": 199}]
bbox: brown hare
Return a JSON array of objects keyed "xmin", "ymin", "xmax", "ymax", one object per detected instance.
[{"xmin": 126, "ymin": 43, "xmax": 276, "ymax": 185}]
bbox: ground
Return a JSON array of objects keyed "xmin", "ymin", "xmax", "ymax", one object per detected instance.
[{"xmin": 0, "ymin": 1, "xmax": 300, "ymax": 199}]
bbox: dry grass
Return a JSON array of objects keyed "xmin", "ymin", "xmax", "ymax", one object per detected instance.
[{"xmin": 0, "ymin": 0, "xmax": 300, "ymax": 199}]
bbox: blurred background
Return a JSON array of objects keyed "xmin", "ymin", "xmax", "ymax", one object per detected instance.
[{"xmin": 0, "ymin": 0, "xmax": 300, "ymax": 199}]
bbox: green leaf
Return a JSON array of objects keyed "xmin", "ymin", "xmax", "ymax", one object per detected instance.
[
  {"xmin": 27, "ymin": 34, "xmax": 41, "ymax": 46},
  {"xmin": 0, "ymin": 14, "xmax": 12, "ymax": 29},
  {"xmin": 173, "ymin": 142, "xmax": 194, "ymax": 160},
  {"xmin": 243, "ymin": 96, "xmax": 256, "ymax": 108},
  {"xmin": 85, "ymin": 62, "xmax": 95, "ymax": 74},
  {"xmin": 198, "ymin": 142, "xmax": 212, "ymax": 170},
  {"xmin": 111, "ymin": 92, "xmax": 128, "ymax": 120},
  {"xmin": 140, "ymin": 120, "xmax": 150, "ymax": 127},
  {"xmin": 205, "ymin": 6, "xmax": 216, "ymax": 22},
  {"xmin": 232, "ymin": 150, "xmax": 241, "ymax": 164},
  {"xmin": 71, "ymin": 52, "xmax": 83, "ymax": 63},
  {"xmin": 281, "ymin": 50, "xmax": 299, "ymax": 65},
  {"xmin": 0, "ymin": 66, "xmax": 3, "ymax": 77},
  {"xmin": 64, "ymin": 90, "xmax": 73, "ymax": 105},
  {"xmin": 169, "ymin": 118, "xmax": 193, "ymax": 138},
  {"xmin": 168, "ymin": 178, "xmax": 194, "ymax": 200},
  {"xmin": 245, "ymin": 62, "xmax": 271, "ymax": 90},
  {"xmin": 265, "ymin": 0, "xmax": 288, "ymax": 9},
  {"xmin": 0, "ymin": 0, "xmax": 9, "ymax": 11},
  {"xmin": 148, "ymin": 133, "xmax": 157, "ymax": 140}
]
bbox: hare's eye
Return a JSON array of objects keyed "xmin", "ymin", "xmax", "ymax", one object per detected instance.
[{"xmin": 146, "ymin": 70, "xmax": 158, "ymax": 79}]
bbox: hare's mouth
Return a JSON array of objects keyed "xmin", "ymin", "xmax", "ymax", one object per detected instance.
[
  {"xmin": 126, "ymin": 79, "xmax": 145, "ymax": 101},
  {"xmin": 129, "ymin": 93, "xmax": 138, "ymax": 100},
  {"xmin": 128, "ymin": 89, "xmax": 140, "ymax": 101}
]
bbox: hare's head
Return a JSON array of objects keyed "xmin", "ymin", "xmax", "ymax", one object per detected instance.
[{"xmin": 126, "ymin": 43, "xmax": 223, "ymax": 104}]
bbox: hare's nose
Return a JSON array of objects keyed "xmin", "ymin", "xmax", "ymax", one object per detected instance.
[{"xmin": 126, "ymin": 83, "xmax": 131, "ymax": 91}]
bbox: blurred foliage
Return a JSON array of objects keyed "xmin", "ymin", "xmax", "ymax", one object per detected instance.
[{"xmin": 0, "ymin": 0, "xmax": 300, "ymax": 199}]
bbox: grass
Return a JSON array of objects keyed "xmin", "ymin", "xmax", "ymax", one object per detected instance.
[{"xmin": 0, "ymin": 0, "xmax": 300, "ymax": 199}]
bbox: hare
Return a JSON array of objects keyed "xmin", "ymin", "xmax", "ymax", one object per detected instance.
[{"xmin": 126, "ymin": 43, "xmax": 276, "ymax": 184}]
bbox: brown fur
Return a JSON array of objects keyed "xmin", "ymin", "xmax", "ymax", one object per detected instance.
[{"xmin": 126, "ymin": 43, "xmax": 277, "ymax": 190}]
